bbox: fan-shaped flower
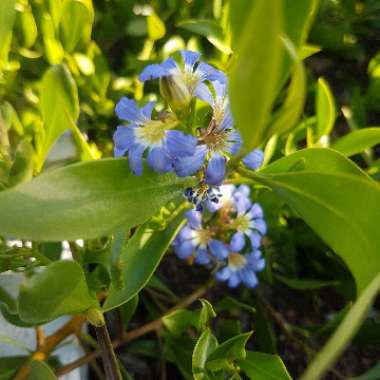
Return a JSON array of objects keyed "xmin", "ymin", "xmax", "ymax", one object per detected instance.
[
  {"xmin": 139, "ymin": 50, "xmax": 226, "ymax": 110},
  {"xmin": 113, "ymin": 97, "xmax": 196, "ymax": 175}
]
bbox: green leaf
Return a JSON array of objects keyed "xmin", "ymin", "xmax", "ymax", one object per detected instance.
[
  {"xmin": 163, "ymin": 309, "xmax": 197, "ymax": 336},
  {"xmin": 103, "ymin": 207, "xmax": 187, "ymax": 311},
  {"xmin": 331, "ymin": 127, "xmax": 380, "ymax": 157},
  {"xmin": 283, "ymin": 0, "xmax": 319, "ymax": 48},
  {"xmin": 266, "ymin": 36, "xmax": 306, "ymax": 138},
  {"xmin": 60, "ymin": 0, "xmax": 94, "ymax": 52},
  {"xmin": 197, "ymin": 299, "xmax": 216, "ymax": 331},
  {"xmin": 0, "ymin": 0, "xmax": 16, "ymax": 63},
  {"xmin": 38, "ymin": 64, "xmax": 79, "ymax": 168},
  {"xmin": 276, "ymin": 275, "xmax": 339, "ymax": 290},
  {"xmin": 350, "ymin": 362, "xmax": 380, "ymax": 380},
  {"xmin": 243, "ymin": 148, "xmax": 380, "ymax": 293},
  {"xmin": 192, "ymin": 328, "xmax": 218, "ymax": 380},
  {"xmin": 316, "ymin": 77, "xmax": 336, "ymax": 139},
  {"xmin": 147, "ymin": 13, "xmax": 166, "ymax": 41},
  {"xmin": 177, "ymin": 19, "xmax": 231, "ymax": 54},
  {"xmin": 238, "ymin": 351, "xmax": 292, "ymax": 380},
  {"xmin": 206, "ymin": 332, "xmax": 252, "ymax": 371},
  {"xmin": 18, "ymin": 260, "xmax": 97, "ymax": 324},
  {"xmin": 30, "ymin": 361, "xmax": 57, "ymax": 380},
  {"xmin": 8, "ymin": 140, "xmax": 34, "ymax": 187},
  {"xmin": 301, "ymin": 273, "xmax": 380, "ymax": 380},
  {"xmin": 229, "ymin": 0, "xmax": 283, "ymax": 151},
  {"xmin": 0, "ymin": 159, "xmax": 192, "ymax": 241}
]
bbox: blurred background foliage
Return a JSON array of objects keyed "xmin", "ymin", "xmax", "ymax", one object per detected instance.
[{"xmin": 0, "ymin": 0, "xmax": 380, "ymax": 379}]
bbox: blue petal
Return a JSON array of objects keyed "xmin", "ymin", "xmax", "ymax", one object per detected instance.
[
  {"xmin": 115, "ymin": 97, "xmax": 147, "ymax": 124},
  {"xmin": 212, "ymin": 80, "xmax": 227, "ymax": 100},
  {"xmin": 180, "ymin": 50, "xmax": 200, "ymax": 72},
  {"xmin": 193, "ymin": 82, "xmax": 214, "ymax": 105},
  {"xmin": 195, "ymin": 247, "xmax": 210, "ymax": 265},
  {"xmin": 235, "ymin": 195, "xmax": 252, "ymax": 215},
  {"xmin": 243, "ymin": 149, "xmax": 264, "ymax": 170},
  {"xmin": 246, "ymin": 252, "xmax": 266, "ymax": 271},
  {"xmin": 185, "ymin": 210, "xmax": 202, "ymax": 229},
  {"xmin": 174, "ymin": 145, "xmax": 207, "ymax": 177},
  {"xmin": 141, "ymin": 101, "xmax": 156, "ymax": 119},
  {"xmin": 239, "ymin": 268, "xmax": 258, "ymax": 288},
  {"xmin": 209, "ymin": 239, "xmax": 229, "ymax": 260},
  {"xmin": 113, "ymin": 126, "xmax": 135, "ymax": 157},
  {"xmin": 230, "ymin": 231, "xmax": 245, "ymax": 252},
  {"xmin": 166, "ymin": 130, "xmax": 197, "ymax": 158},
  {"xmin": 205, "ymin": 153, "xmax": 226, "ymax": 186},
  {"xmin": 225, "ymin": 129, "xmax": 242, "ymax": 155},
  {"xmin": 147, "ymin": 146, "xmax": 173, "ymax": 173},
  {"xmin": 215, "ymin": 267, "xmax": 231, "ymax": 282},
  {"xmin": 139, "ymin": 58, "xmax": 178, "ymax": 82},
  {"xmin": 175, "ymin": 241, "xmax": 194, "ymax": 259},
  {"xmin": 247, "ymin": 230, "xmax": 262, "ymax": 249},
  {"xmin": 253, "ymin": 219, "xmax": 267, "ymax": 235},
  {"xmin": 196, "ymin": 62, "xmax": 227, "ymax": 83},
  {"xmin": 228, "ymin": 272, "xmax": 240, "ymax": 288},
  {"xmin": 247, "ymin": 203, "xmax": 264, "ymax": 219},
  {"xmin": 128, "ymin": 144, "xmax": 145, "ymax": 175}
]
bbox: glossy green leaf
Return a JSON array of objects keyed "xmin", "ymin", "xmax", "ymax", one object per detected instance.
[
  {"xmin": 238, "ymin": 351, "xmax": 292, "ymax": 380},
  {"xmin": 60, "ymin": 0, "xmax": 94, "ymax": 52},
  {"xmin": 276, "ymin": 275, "xmax": 339, "ymax": 290},
  {"xmin": 177, "ymin": 19, "xmax": 231, "ymax": 54},
  {"xmin": 0, "ymin": 159, "xmax": 192, "ymax": 241},
  {"xmin": 331, "ymin": 127, "xmax": 380, "ymax": 157},
  {"xmin": 266, "ymin": 36, "xmax": 306, "ymax": 138},
  {"xmin": 197, "ymin": 299, "xmax": 216, "ymax": 331},
  {"xmin": 147, "ymin": 13, "xmax": 166, "ymax": 41},
  {"xmin": 8, "ymin": 140, "xmax": 34, "ymax": 187},
  {"xmin": 316, "ymin": 77, "xmax": 336, "ymax": 139},
  {"xmin": 283, "ymin": 0, "xmax": 319, "ymax": 48},
  {"xmin": 192, "ymin": 328, "xmax": 218, "ymax": 380},
  {"xmin": 206, "ymin": 332, "xmax": 252, "ymax": 371},
  {"xmin": 229, "ymin": 0, "xmax": 283, "ymax": 151},
  {"xmin": 350, "ymin": 362, "xmax": 380, "ymax": 380},
  {"xmin": 103, "ymin": 207, "xmax": 187, "ymax": 311},
  {"xmin": 301, "ymin": 273, "xmax": 380, "ymax": 380},
  {"xmin": 163, "ymin": 309, "xmax": 196, "ymax": 336},
  {"xmin": 40, "ymin": 12, "xmax": 64, "ymax": 64},
  {"xmin": 278, "ymin": 0, "xmax": 319, "ymax": 87},
  {"xmin": 38, "ymin": 64, "xmax": 79, "ymax": 168},
  {"xmin": 0, "ymin": 0, "xmax": 16, "ymax": 63},
  {"xmin": 243, "ymin": 148, "xmax": 380, "ymax": 293},
  {"xmin": 18, "ymin": 260, "xmax": 97, "ymax": 324},
  {"xmin": 30, "ymin": 360, "xmax": 57, "ymax": 380}
]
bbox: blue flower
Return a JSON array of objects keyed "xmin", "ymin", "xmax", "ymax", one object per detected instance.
[
  {"xmin": 213, "ymin": 233, "xmax": 265, "ymax": 288},
  {"xmin": 172, "ymin": 210, "xmax": 220, "ymax": 265},
  {"xmin": 215, "ymin": 249, "xmax": 266, "ymax": 288},
  {"xmin": 174, "ymin": 81, "xmax": 242, "ymax": 186},
  {"xmin": 139, "ymin": 50, "xmax": 226, "ymax": 110},
  {"xmin": 113, "ymin": 97, "xmax": 196, "ymax": 175},
  {"xmin": 231, "ymin": 190, "xmax": 267, "ymax": 249}
]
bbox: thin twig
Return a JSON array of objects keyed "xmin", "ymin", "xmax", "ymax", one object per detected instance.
[{"xmin": 56, "ymin": 281, "xmax": 214, "ymax": 377}]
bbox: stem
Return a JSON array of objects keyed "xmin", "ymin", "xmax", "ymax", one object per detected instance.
[
  {"xmin": 56, "ymin": 280, "xmax": 214, "ymax": 377},
  {"xmin": 95, "ymin": 324, "xmax": 122, "ymax": 380}
]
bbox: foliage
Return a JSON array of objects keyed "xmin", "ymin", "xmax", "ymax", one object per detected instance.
[{"xmin": 0, "ymin": 0, "xmax": 379, "ymax": 379}]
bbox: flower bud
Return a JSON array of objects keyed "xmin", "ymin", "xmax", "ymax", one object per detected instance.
[{"xmin": 159, "ymin": 75, "xmax": 191, "ymax": 111}]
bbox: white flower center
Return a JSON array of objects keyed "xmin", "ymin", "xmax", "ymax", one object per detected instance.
[{"xmin": 192, "ymin": 228, "xmax": 212, "ymax": 247}]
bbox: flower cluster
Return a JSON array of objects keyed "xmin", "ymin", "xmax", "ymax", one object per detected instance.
[
  {"xmin": 172, "ymin": 185, "xmax": 266, "ymax": 288},
  {"xmin": 113, "ymin": 50, "xmax": 264, "ymax": 189}
]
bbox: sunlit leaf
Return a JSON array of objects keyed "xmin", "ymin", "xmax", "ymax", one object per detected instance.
[
  {"xmin": 0, "ymin": 159, "xmax": 193, "ymax": 241},
  {"xmin": 301, "ymin": 273, "xmax": 380, "ymax": 380},
  {"xmin": 332, "ymin": 127, "xmax": 380, "ymax": 157}
]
